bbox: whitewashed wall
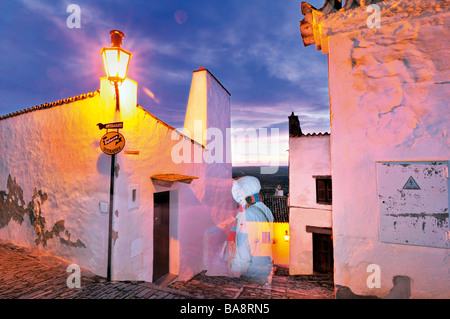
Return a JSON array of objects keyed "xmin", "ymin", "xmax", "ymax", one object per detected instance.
[
  {"xmin": 289, "ymin": 134, "xmax": 332, "ymax": 274},
  {"xmin": 0, "ymin": 71, "xmax": 234, "ymax": 283},
  {"xmin": 322, "ymin": 0, "xmax": 450, "ymax": 298},
  {"xmin": 181, "ymin": 68, "xmax": 234, "ymax": 279},
  {"xmin": 0, "ymin": 91, "xmax": 113, "ymax": 276}
]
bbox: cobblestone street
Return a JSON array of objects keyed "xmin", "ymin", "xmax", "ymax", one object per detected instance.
[
  {"xmin": 0, "ymin": 240, "xmax": 335, "ymax": 299},
  {"xmin": 168, "ymin": 268, "xmax": 334, "ymax": 299}
]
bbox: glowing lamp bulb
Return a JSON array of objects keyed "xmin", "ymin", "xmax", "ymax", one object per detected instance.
[{"xmin": 101, "ymin": 30, "xmax": 132, "ymax": 83}]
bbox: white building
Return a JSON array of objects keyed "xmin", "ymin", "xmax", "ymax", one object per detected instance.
[
  {"xmin": 300, "ymin": 0, "xmax": 450, "ymax": 298},
  {"xmin": 288, "ymin": 112, "xmax": 333, "ymax": 275},
  {"xmin": 0, "ymin": 67, "xmax": 234, "ymax": 283}
]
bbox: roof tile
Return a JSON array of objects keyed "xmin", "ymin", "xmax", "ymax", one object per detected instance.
[{"xmin": 0, "ymin": 90, "xmax": 99, "ymax": 121}]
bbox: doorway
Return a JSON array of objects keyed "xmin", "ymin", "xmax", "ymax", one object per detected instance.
[
  {"xmin": 312, "ymin": 233, "xmax": 333, "ymax": 273},
  {"xmin": 153, "ymin": 191, "xmax": 170, "ymax": 282}
]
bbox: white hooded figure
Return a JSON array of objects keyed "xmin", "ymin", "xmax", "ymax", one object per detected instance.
[{"xmin": 223, "ymin": 176, "xmax": 274, "ymax": 283}]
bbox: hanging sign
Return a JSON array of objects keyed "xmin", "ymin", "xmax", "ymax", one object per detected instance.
[
  {"xmin": 100, "ymin": 131, "xmax": 125, "ymax": 155},
  {"xmin": 97, "ymin": 122, "xmax": 123, "ymax": 130}
]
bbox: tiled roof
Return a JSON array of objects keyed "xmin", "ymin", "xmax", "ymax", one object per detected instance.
[
  {"xmin": 0, "ymin": 91, "xmax": 99, "ymax": 121},
  {"xmin": 302, "ymin": 132, "xmax": 330, "ymax": 136},
  {"xmin": 137, "ymin": 104, "xmax": 205, "ymax": 149},
  {"xmin": 290, "ymin": 132, "xmax": 330, "ymax": 137},
  {"xmin": 136, "ymin": 104, "xmax": 176, "ymax": 132},
  {"xmin": 300, "ymin": 0, "xmax": 386, "ymax": 49},
  {"xmin": 0, "ymin": 90, "xmax": 205, "ymax": 150},
  {"xmin": 262, "ymin": 195, "xmax": 288, "ymax": 223}
]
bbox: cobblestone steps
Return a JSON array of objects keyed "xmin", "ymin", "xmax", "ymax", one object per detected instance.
[{"xmin": 0, "ymin": 240, "xmax": 335, "ymax": 299}]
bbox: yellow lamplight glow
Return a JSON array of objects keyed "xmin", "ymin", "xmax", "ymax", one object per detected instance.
[
  {"xmin": 101, "ymin": 47, "xmax": 132, "ymax": 83},
  {"xmin": 100, "ymin": 30, "xmax": 133, "ymax": 112},
  {"xmin": 284, "ymin": 230, "xmax": 290, "ymax": 242}
]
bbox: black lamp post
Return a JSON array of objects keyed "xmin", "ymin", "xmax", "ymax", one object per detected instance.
[{"xmin": 100, "ymin": 30, "xmax": 131, "ymax": 281}]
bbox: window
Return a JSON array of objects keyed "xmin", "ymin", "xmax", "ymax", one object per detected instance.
[
  {"xmin": 128, "ymin": 185, "xmax": 140, "ymax": 210},
  {"xmin": 314, "ymin": 176, "xmax": 332, "ymax": 205}
]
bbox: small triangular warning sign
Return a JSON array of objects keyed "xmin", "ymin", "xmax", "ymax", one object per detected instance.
[{"xmin": 403, "ymin": 176, "xmax": 420, "ymax": 190}]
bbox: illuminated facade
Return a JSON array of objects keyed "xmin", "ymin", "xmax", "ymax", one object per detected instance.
[
  {"xmin": 288, "ymin": 113, "xmax": 332, "ymax": 275},
  {"xmin": 0, "ymin": 67, "xmax": 234, "ymax": 283},
  {"xmin": 299, "ymin": 0, "xmax": 450, "ymax": 298}
]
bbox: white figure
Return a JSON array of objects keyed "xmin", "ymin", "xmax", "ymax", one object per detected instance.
[{"xmin": 222, "ymin": 176, "xmax": 274, "ymax": 283}]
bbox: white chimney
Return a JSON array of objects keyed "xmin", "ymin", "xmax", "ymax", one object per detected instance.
[{"xmin": 183, "ymin": 66, "xmax": 231, "ymax": 147}]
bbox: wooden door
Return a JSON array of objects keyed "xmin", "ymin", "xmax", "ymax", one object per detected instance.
[
  {"xmin": 313, "ymin": 233, "xmax": 333, "ymax": 273},
  {"xmin": 153, "ymin": 191, "xmax": 170, "ymax": 282}
]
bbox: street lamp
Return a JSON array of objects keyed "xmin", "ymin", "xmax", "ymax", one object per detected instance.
[
  {"xmin": 101, "ymin": 30, "xmax": 132, "ymax": 111},
  {"xmin": 100, "ymin": 30, "xmax": 131, "ymax": 282},
  {"xmin": 284, "ymin": 230, "xmax": 290, "ymax": 242}
]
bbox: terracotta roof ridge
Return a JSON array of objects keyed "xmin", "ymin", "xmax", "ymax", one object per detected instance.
[
  {"xmin": 261, "ymin": 194, "xmax": 289, "ymax": 223},
  {"xmin": 302, "ymin": 132, "xmax": 330, "ymax": 136},
  {"xmin": 0, "ymin": 90, "xmax": 99, "ymax": 121},
  {"xmin": 136, "ymin": 104, "xmax": 176, "ymax": 131},
  {"xmin": 136, "ymin": 104, "xmax": 205, "ymax": 149},
  {"xmin": 0, "ymin": 93, "xmax": 205, "ymax": 149}
]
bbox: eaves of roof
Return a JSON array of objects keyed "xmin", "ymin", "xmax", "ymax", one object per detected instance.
[
  {"xmin": 302, "ymin": 132, "xmax": 330, "ymax": 137},
  {"xmin": 136, "ymin": 104, "xmax": 205, "ymax": 149},
  {"xmin": 0, "ymin": 90, "xmax": 99, "ymax": 121},
  {"xmin": 0, "ymin": 92, "xmax": 205, "ymax": 150},
  {"xmin": 290, "ymin": 132, "xmax": 330, "ymax": 137}
]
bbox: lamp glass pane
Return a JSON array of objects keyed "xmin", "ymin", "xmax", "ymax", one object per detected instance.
[
  {"xmin": 105, "ymin": 49, "xmax": 119, "ymax": 79},
  {"xmin": 102, "ymin": 50, "xmax": 110, "ymax": 78},
  {"xmin": 117, "ymin": 50, "xmax": 131, "ymax": 80},
  {"xmin": 101, "ymin": 47, "xmax": 131, "ymax": 82}
]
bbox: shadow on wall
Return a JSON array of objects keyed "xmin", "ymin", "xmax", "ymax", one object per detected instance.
[
  {"xmin": 96, "ymin": 153, "xmax": 112, "ymax": 176},
  {"xmin": 0, "ymin": 174, "xmax": 86, "ymax": 248},
  {"xmin": 336, "ymin": 276, "xmax": 411, "ymax": 299}
]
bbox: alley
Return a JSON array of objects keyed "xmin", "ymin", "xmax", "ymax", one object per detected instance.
[{"xmin": 0, "ymin": 240, "xmax": 334, "ymax": 299}]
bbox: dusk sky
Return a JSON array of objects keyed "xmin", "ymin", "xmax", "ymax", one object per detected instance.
[{"xmin": 0, "ymin": 0, "xmax": 330, "ymax": 166}]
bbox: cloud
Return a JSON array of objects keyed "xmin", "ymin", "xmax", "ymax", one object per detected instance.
[
  {"xmin": 143, "ymin": 87, "xmax": 160, "ymax": 104},
  {"xmin": 2, "ymin": 0, "xmax": 331, "ymax": 167},
  {"xmin": 230, "ymin": 126, "xmax": 289, "ymax": 166},
  {"xmin": 19, "ymin": 0, "xmax": 65, "ymax": 27},
  {"xmin": 231, "ymin": 100, "xmax": 329, "ymax": 129}
]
